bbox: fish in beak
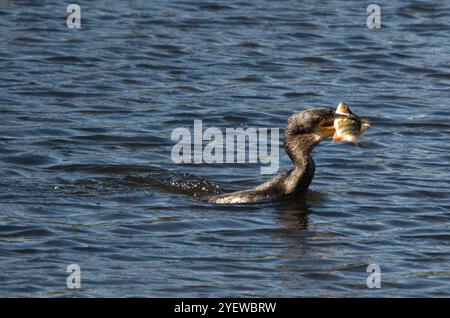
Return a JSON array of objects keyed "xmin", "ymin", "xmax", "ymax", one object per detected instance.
[
  {"xmin": 332, "ymin": 102, "xmax": 370, "ymax": 144},
  {"xmin": 318, "ymin": 115, "xmax": 338, "ymax": 138}
]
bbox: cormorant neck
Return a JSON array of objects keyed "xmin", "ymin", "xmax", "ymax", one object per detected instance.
[{"xmin": 284, "ymin": 133, "xmax": 320, "ymax": 168}]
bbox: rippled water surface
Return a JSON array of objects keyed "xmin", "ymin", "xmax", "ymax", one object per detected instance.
[{"xmin": 1, "ymin": 1, "xmax": 450, "ymax": 297}]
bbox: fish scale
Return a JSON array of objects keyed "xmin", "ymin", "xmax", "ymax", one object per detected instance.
[{"xmin": 332, "ymin": 102, "xmax": 369, "ymax": 144}]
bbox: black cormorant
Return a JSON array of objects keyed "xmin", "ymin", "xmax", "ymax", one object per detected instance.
[{"xmin": 208, "ymin": 108, "xmax": 341, "ymax": 204}]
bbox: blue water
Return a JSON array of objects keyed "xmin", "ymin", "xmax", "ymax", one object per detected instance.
[{"xmin": 1, "ymin": 0, "xmax": 450, "ymax": 297}]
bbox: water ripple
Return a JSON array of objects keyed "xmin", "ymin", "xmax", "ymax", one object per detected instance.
[{"xmin": 1, "ymin": 0, "xmax": 449, "ymax": 297}]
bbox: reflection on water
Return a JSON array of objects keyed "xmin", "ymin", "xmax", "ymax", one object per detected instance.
[{"xmin": 1, "ymin": 0, "xmax": 450, "ymax": 297}]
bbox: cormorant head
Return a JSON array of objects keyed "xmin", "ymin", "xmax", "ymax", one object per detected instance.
[{"xmin": 285, "ymin": 108, "xmax": 338, "ymax": 142}]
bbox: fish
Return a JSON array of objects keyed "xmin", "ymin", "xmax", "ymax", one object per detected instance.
[{"xmin": 332, "ymin": 102, "xmax": 370, "ymax": 144}]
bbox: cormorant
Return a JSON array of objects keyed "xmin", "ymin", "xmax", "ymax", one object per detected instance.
[{"xmin": 208, "ymin": 108, "xmax": 342, "ymax": 204}]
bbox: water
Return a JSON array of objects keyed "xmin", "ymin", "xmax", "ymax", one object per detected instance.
[{"xmin": 1, "ymin": 0, "xmax": 450, "ymax": 297}]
